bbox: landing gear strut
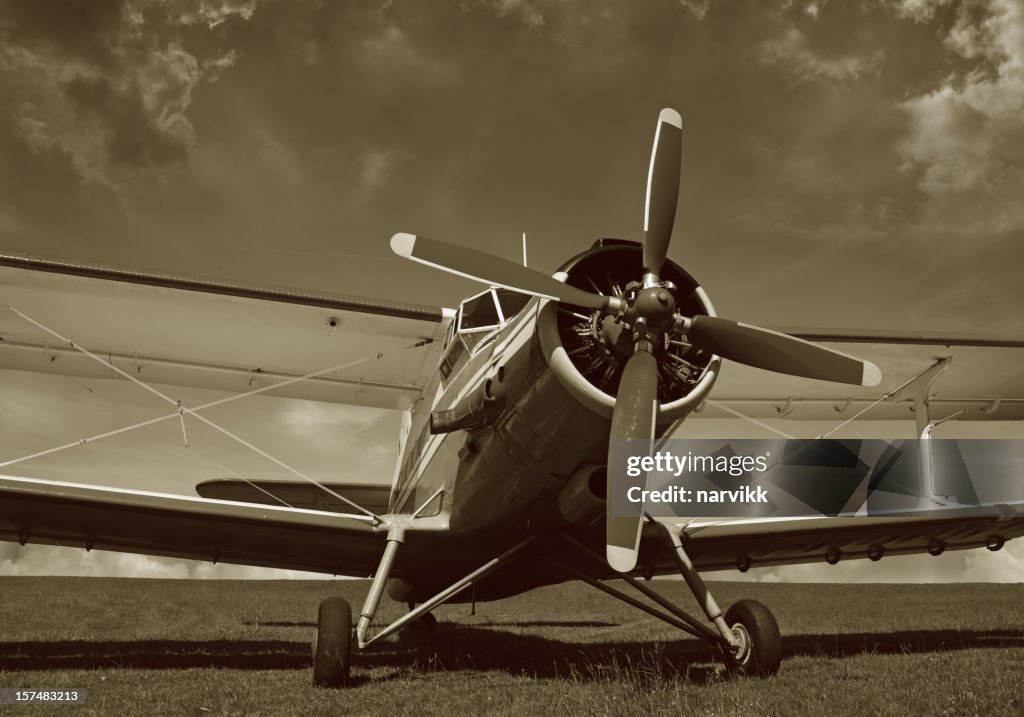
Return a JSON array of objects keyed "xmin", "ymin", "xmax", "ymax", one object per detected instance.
[
  {"xmin": 554, "ymin": 526, "xmax": 782, "ymax": 678},
  {"xmin": 662, "ymin": 523, "xmax": 781, "ymax": 676},
  {"xmin": 311, "ymin": 529, "xmax": 538, "ymax": 688}
]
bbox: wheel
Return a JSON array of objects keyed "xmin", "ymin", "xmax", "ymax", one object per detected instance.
[
  {"xmin": 401, "ymin": 611, "xmax": 438, "ymax": 641},
  {"xmin": 722, "ymin": 599, "xmax": 782, "ymax": 677},
  {"xmin": 312, "ymin": 596, "xmax": 353, "ymax": 687}
]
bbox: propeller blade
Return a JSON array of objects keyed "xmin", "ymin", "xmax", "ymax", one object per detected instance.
[
  {"xmin": 688, "ymin": 316, "xmax": 882, "ymax": 386},
  {"xmin": 391, "ymin": 233, "xmax": 616, "ymax": 311},
  {"xmin": 607, "ymin": 348, "xmax": 659, "ymax": 573},
  {"xmin": 642, "ymin": 109, "xmax": 683, "ymax": 277}
]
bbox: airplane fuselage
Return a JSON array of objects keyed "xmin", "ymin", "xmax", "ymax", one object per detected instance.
[{"xmin": 382, "ymin": 297, "xmax": 634, "ymax": 600}]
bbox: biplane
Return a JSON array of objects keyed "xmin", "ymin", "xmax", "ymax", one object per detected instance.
[{"xmin": 1, "ymin": 109, "xmax": 1022, "ymax": 687}]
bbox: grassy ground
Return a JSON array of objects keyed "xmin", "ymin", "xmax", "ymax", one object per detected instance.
[{"xmin": 0, "ymin": 578, "xmax": 1021, "ymax": 716}]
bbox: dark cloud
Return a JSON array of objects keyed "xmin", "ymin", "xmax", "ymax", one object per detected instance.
[
  {"xmin": 0, "ymin": 0, "xmax": 252, "ymax": 184},
  {"xmin": 897, "ymin": 0, "xmax": 1024, "ymax": 240},
  {"xmin": 1, "ymin": 0, "xmax": 129, "ymax": 67},
  {"xmin": 759, "ymin": 27, "xmax": 885, "ymax": 83},
  {"xmin": 62, "ymin": 50, "xmax": 195, "ymax": 168},
  {"xmin": 1, "ymin": 0, "xmax": 1019, "ymax": 312}
]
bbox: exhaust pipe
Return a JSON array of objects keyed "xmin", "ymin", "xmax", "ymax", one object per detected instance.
[{"xmin": 430, "ymin": 368, "xmax": 507, "ymax": 434}]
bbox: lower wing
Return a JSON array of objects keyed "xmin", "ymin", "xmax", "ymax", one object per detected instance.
[
  {"xmin": 0, "ymin": 474, "xmax": 385, "ymax": 576},
  {"xmin": 656, "ymin": 508, "xmax": 1024, "ymax": 572}
]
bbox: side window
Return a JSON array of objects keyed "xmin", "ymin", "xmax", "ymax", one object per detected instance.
[
  {"xmin": 460, "ymin": 331, "xmax": 492, "ymax": 352},
  {"xmin": 443, "ymin": 317, "xmax": 456, "ymax": 349},
  {"xmin": 440, "ymin": 336, "xmax": 468, "ymax": 381}
]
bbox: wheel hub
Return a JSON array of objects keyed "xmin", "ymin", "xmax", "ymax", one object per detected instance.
[{"xmin": 730, "ymin": 622, "xmax": 752, "ymax": 662}]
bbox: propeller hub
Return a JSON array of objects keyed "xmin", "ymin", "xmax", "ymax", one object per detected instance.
[{"xmin": 633, "ymin": 286, "xmax": 676, "ymax": 329}]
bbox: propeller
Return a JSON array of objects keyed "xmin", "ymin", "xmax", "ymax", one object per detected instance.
[
  {"xmin": 643, "ymin": 108, "xmax": 682, "ymax": 278},
  {"xmin": 390, "ymin": 108, "xmax": 881, "ymax": 574},
  {"xmin": 685, "ymin": 316, "xmax": 882, "ymax": 387},
  {"xmin": 389, "ymin": 233, "xmax": 625, "ymax": 314},
  {"xmin": 606, "ymin": 347, "xmax": 658, "ymax": 573}
]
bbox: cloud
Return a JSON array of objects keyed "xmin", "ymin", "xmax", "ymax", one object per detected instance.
[
  {"xmin": 0, "ymin": 0, "xmax": 258, "ymax": 187},
  {"xmin": 897, "ymin": 0, "xmax": 1024, "ymax": 237},
  {"xmin": 679, "ymin": 0, "xmax": 714, "ymax": 19},
  {"xmin": 891, "ymin": 0, "xmax": 953, "ymax": 22},
  {"xmin": 162, "ymin": 0, "xmax": 258, "ymax": 28},
  {"xmin": 358, "ymin": 23, "xmax": 456, "ymax": 86},
  {"xmin": 491, "ymin": 0, "xmax": 548, "ymax": 27},
  {"xmin": 463, "ymin": 0, "xmax": 549, "ymax": 27},
  {"xmin": 62, "ymin": 43, "xmax": 201, "ymax": 168},
  {"xmin": 356, "ymin": 148, "xmax": 398, "ymax": 202},
  {"xmin": 202, "ymin": 49, "xmax": 238, "ymax": 82},
  {"xmin": 760, "ymin": 27, "xmax": 884, "ymax": 83}
]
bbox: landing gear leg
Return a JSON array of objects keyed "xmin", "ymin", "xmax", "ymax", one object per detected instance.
[
  {"xmin": 558, "ymin": 528, "xmax": 782, "ymax": 678},
  {"xmin": 313, "ymin": 530, "xmax": 537, "ymax": 686},
  {"xmin": 359, "ymin": 536, "xmax": 537, "ymax": 649},
  {"xmin": 312, "ymin": 523, "xmax": 405, "ymax": 688},
  {"xmin": 661, "ymin": 525, "xmax": 781, "ymax": 677}
]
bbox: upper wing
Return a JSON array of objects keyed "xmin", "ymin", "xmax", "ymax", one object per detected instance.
[
  {"xmin": 703, "ymin": 329, "xmax": 1024, "ymax": 422},
  {"xmin": 0, "ymin": 474, "xmax": 385, "ymax": 576},
  {"xmin": 0, "ymin": 254, "xmax": 452, "ymax": 410}
]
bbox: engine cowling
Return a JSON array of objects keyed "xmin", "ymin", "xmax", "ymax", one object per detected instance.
[{"xmin": 537, "ymin": 239, "xmax": 721, "ymax": 422}]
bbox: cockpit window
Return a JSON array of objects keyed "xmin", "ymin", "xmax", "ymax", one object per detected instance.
[
  {"xmin": 495, "ymin": 289, "xmax": 531, "ymax": 321},
  {"xmin": 459, "ymin": 292, "xmax": 500, "ymax": 330},
  {"xmin": 440, "ymin": 288, "xmax": 531, "ymax": 386},
  {"xmin": 440, "ymin": 336, "xmax": 467, "ymax": 380}
]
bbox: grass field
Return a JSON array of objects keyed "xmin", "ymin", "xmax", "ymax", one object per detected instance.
[{"xmin": 0, "ymin": 577, "xmax": 1021, "ymax": 716}]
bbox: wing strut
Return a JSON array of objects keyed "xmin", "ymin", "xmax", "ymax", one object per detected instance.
[{"xmin": 2, "ymin": 305, "xmax": 431, "ymax": 522}]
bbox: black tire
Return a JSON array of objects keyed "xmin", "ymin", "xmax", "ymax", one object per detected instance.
[
  {"xmin": 401, "ymin": 611, "xmax": 438, "ymax": 642},
  {"xmin": 312, "ymin": 597, "xmax": 353, "ymax": 688},
  {"xmin": 722, "ymin": 599, "xmax": 782, "ymax": 677}
]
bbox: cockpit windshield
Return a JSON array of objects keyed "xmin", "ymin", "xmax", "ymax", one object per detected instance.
[
  {"xmin": 438, "ymin": 288, "xmax": 531, "ymax": 383},
  {"xmin": 495, "ymin": 289, "xmax": 531, "ymax": 320},
  {"xmin": 459, "ymin": 292, "xmax": 500, "ymax": 330}
]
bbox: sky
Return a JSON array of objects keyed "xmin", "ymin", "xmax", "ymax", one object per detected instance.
[{"xmin": 1, "ymin": 0, "xmax": 1023, "ymax": 581}]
